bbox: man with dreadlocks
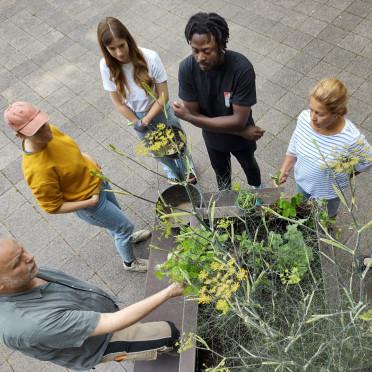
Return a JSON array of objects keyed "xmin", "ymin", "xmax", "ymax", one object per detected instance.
[{"xmin": 173, "ymin": 12, "xmax": 265, "ymax": 190}]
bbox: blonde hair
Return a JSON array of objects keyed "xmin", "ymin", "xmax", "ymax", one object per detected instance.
[{"xmin": 310, "ymin": 78, "xmax": 348, "ymax": 116}]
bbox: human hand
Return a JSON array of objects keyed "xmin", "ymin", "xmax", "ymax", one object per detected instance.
[
  {"xmin": 166, "ymin": 282, "xmax": 185, "ymax": 298},
  {"xmin": 172, "ymin": 101, "xmax": 191, "ymax": 121},
  {"xmin": 89, "ymin": 194, "xmax": 100, "ymax": 207},
  {"xmin": 278, "ymin": 170, "xmax": 289, "ymax": 185},
  {"xmin": 239, "ymin": 125, "xmax": 265, "ymax": 141},
  {"xmin": 133, "ymin": 120, "xmax": 148, "ymax": 133}
]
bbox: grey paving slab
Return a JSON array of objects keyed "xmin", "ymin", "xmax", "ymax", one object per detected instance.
[{"xmin": 0, "ymin": 0, "xmax": 372, "ymax": 370}]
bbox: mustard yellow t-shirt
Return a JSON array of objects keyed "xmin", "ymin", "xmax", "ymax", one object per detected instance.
[{"xmin": 22, "ymin": 125, "xmax": 102, "ymax": 213}]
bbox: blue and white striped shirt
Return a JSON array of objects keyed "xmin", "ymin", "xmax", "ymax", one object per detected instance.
[{"xmin": 287, "ymin": 110, "xmax": 372, "ymax": 199}]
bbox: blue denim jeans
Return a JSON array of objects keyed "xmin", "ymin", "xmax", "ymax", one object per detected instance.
[
  {"xmin": 296, "ymin": 184, "xmax": 340, "ymax": 217},
  {"xmin": 75, "ymin": 181, "xmax": 135, "ymax": 263},
  {"xmin": 135, "ymin": 105, "xmax": 195, "ymax": 180}
]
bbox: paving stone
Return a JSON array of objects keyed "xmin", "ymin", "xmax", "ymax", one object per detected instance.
[
  {"xmin": 338, "ymin": 32, "xmax": 370, "ymax": 54},
  {"xmin": 257, "ymin": 108, "xmax": 292, "ymax": 136},
  {"xmin": 23, "ymin": 68, "xmax": 62, "ymax": 98},
  {"xmin": 1, "ymin": 80, "xmax": 42, "ymax": 105},
  {"xmin": 286, "ymin": 51, "xmax": 320, "ymax": 74},
  {"xmin": 280, "ymin": 8, "xmax": 308, "ymax": 28},
  {"xmin": 61, "ymin": 253, "xmax": 96, "ymax": 282},
  {"xmin": 346, "ymin": 0, "xmax": 372, "ymax": 17},
  {"xmin": 323, "ymin": 46, "xmax": 356, "ymax": 68},
  {"xmin": 360, "ymin": 40, "xmax": 372, "ymax": 59},
  {"xmin": 303, "ymin": 38, "xmax": 334, "ymax": 59},
  {"xmin": 307, "ymin": 60, "xmax": 342, "ymax": 80},
  {"xmin": 254, "ymin": 57, "xmax": 283, "ymax": 79},
  {"xmin": 1, "ymin": 157, "xmax": 23, "ymax": 185},
  {"xmin": 332, "ymin": 11, "xmax": 363, "ymax": 31},
  {"xmin": 274, "ymin": 91, "xmax": 306, "ymax": 118},
  {"xmin": 347, "ymin": 97, "xmax": 372, "ymax": 125},
  {"xmin": 59, "ymin": 95, "xmax": 89, "ymax": 120},
  {"xmin": 317, "ymin": 24, "xmax": 348, "ymax": 45},
  {"xmin": 353, "ymin": 80, "xmax": 372, "ymax": 104},
  {"xmin": 0, "ymin": 141, "xmax": 20, "ymax": 171},
  {"xmin": 337, "ymin": 70, "xmax": 365, "ymax": 95},
  {"xmin": 294, "ymin": 0, "xmax": 323, "ymax": 15},
  {"xmin": 35, "ymin": 236, "xmax": 74, "ymax": 269},
  {"xmin": 282, "ymin": 28, "xmax": 313, "ymax": 50},
  {"xmin": 257, "ymin": 80, "xmax": 287, "ymax": 106},
  {"xmin": 0, "ymin": 172, "xmax": 12, "ymax": 197},
  {"xmin": 296, "ymin": 16, "xmax": 328, "ymax": 37},
  {"xmin": 267, "ymin": 43, "xmax": 298, "ymax": 65},
  {"xmin": 269, "ymin": 66, "xmax": 304, "ymax": 89},
  {"xmin": 313, "ymin": 4, "xmax": 343, "ymax": 22}
]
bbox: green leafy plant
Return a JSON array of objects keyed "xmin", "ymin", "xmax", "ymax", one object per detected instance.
[
  {"xmin": 155, "ymin": 226, "xmax": 227, "ymax": 295},
  {"xmin": 269, "ymin": 224, "xmax": 313, "ymax": 284},
  {"xmin": 271, "ymin": 170, "xmax": 281, "ymax": 186},
  {"xmin": 277, "ymin": 192, "xmax": 303, "ymax": 218},
  {"xmin": 235, "ymin": 189, "xmax": 256, "ymax": 210}
]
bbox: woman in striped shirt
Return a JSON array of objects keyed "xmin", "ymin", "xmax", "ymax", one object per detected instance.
[{"xmin": 279, "ymin": 78, "xmax": 372, "ymax": 217}]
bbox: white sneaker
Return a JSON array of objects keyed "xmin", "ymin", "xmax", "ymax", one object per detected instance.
[
  {"xmin": 123, "ymin": 258, "xmax": 148, "ymax": 272},
  {"xmin": 131, "ymin": 229, "xmax": 152, "ymax": 244}
]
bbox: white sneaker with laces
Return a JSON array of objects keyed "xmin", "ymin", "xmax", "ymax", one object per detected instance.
[
  {"xmin": 123, "ymin": 258, "xmax": 148, "ymax": 272},
  {"xmin": 131, "ymin": 229, "xmax": 152, "ymax": 244}
]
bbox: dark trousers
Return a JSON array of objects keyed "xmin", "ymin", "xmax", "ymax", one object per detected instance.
[{"xmin": 206, "ymin": 146, "xmax": 261, "ymax": 190}]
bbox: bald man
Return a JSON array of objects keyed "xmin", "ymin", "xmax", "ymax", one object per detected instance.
[{"xmin": 0, "ymin": 239, "xmax": 183, "ymax": 370}]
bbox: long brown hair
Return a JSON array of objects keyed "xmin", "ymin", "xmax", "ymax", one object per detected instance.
[{"xmin": 97, "ymin": 17, "xmax": 153, "ymax": 99}]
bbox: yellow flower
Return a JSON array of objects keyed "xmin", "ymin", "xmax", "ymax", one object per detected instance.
[
  {"xmin": 236, "ymin": 268, "xmax": 247, "ymax": 281},
  {"xmin": 198, "ymin": 293, "xmax": 213, "ymax": 304},
  {"xmin": 216, "ymin": 299, "xmax": 229, "ymax": 314},
  {"xmin": 211, "ymin": 261, "xmax": 222, "ymax": 271},
  {"xmin": 198, "ymin": 270, "xmax": 208, "ymax": 281},
  {"xmin": 231, "ymin": 282, "xmax": 240, "ymax": 292}
]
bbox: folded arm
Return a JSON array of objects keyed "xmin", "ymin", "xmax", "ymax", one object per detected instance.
[{"xmin": 173, "ymin": 101, "xmax": 264, "ymax": 141}]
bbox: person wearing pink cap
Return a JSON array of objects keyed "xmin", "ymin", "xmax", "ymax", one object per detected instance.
[{"xmin": 4, "ymin": 101, "xmax": 150, "ymax": 272}]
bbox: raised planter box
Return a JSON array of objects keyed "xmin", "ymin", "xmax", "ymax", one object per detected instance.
[{"xmin": 134, "ymin": 187, "xmax": 343, "ymax": 371}]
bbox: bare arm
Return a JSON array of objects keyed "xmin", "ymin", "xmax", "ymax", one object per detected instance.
[
  {"xmin": 141, "ymin": 81, "xmax": 169, "ymax": 125},
  {"xmin": 173, "ymin": 101, "xmax": 265, "ymax": 141},
  {"xmin": 279, "ymin": 154, "xmax": 297, "ymax": 184},
  {"xmin": 53, "ymin": 195, "xmax": 99, "ymax": 214},
  {"xmin": 90, "ymin": 283, "xmax": 184, "ymax": 336},
  {"xmin": 109, "ymin": 91, "xmax": 138, "ymax": 123}
]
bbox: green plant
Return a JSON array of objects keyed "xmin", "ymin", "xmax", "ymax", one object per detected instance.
[
  {"xmin": 277, "ymin": 192, "xmax": 303, "ymax": 218},
  {"xmin": 269, "ymin": 224, "xmax": 313, "ymax": 284},
  {"xmin": 271, "ymin": 170, "xmax": 281, "ymax": 186},
  {"xmin": 155, "ymin": 225, "xmax": 227, "ymax": 295},
  {"xmin": 235, "ymin": 189, "xmax": 256, "ymax": 210}
]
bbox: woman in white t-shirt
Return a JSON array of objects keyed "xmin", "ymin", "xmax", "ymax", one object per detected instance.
[
  {"xmin": 279, "ymin": 78, "xmax": 372, "ymax": 217},
  {"xmin": 97, "ymin": 17, "xmax": 196, "ymax": 183}
]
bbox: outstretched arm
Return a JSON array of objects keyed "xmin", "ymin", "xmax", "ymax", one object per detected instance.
[
  {"xmin": 279, "ymin": 154, "xmax": 297, "ymax": 184},
  {"xmin": 90, "ymin": 283, "xmax": 184, "ymax": 336}
]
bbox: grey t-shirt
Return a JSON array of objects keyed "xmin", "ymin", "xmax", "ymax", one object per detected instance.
[{"xmin": 0, "ymin": 267, "xmax": 118, "ymax": 370}]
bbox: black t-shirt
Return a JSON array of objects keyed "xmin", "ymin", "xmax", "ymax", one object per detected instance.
[{"xmin": 178, "ymin": 50, "xmax": 257, "ymax": 152}]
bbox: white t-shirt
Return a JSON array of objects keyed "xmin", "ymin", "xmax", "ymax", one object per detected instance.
[{"xmin": 99, "ymin": 47, "xmax": 167, "ymax": 113}]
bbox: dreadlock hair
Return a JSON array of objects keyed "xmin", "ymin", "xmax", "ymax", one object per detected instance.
[
  {"xmin": 97, "ymin": 17, "xmax": 153, "ymax": 99},
  {"xmin": 184, "ymin": 12, "xmax": 229, "ymax": 52}
]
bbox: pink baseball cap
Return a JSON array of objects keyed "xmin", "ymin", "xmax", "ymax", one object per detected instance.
[{"xmin": 3, "ymin": 101, "xmax": 49, "ymax": 136}]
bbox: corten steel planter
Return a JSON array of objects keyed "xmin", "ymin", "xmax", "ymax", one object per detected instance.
[{"xmin": 134, "ymin": 187, "xmax": 342, "ymax": 371}]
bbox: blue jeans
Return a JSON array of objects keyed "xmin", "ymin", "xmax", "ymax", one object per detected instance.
[
  {"xmin": 135, "ymin": 105, "xmax": 195, "ymax": 180},
  {"xmin": 75, "ymin": 181, "xmax": 135, "ymax": 263},
  {"xmin": 296, "ymin": 184, "xmax": 340, "ymax": 217}
]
